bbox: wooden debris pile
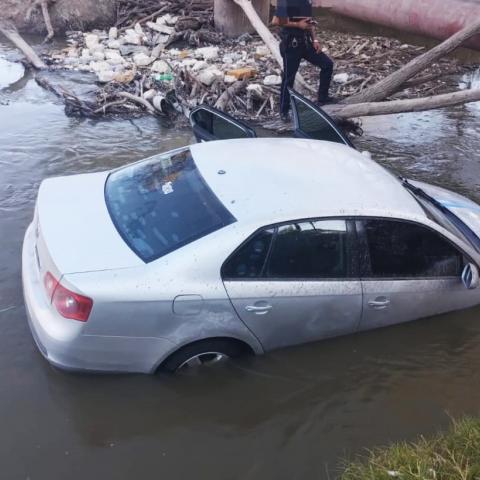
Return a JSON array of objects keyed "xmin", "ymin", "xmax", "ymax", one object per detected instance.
[{"xmin": 39, "ymin": 0, "xmax": 469, "ymax": 122}]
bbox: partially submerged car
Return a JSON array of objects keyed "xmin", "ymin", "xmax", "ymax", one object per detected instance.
[{"xmin": 22, "ymin": 90, "xmax": 480, "ymax": 374}]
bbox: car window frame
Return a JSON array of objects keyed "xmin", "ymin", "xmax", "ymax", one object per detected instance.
[
  {"xmin": 355, "ymin": 216, "xmax": 472, "ymax": 281},
  {"xmin": 221, "ymin": 217, "xmax": 360, "ymax": 282}
]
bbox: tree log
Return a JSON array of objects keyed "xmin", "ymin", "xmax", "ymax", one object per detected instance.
[
  {"xmin": 214, "ymin": 0, "xmax": 269, "ymax": 37},
  {"xmin": 0, "ymin": 21, "xmax": 46, "ymax": 69},
  {"xmin": 215, "ymin": 80, "xmax": 247, "ymax": 110},
  {"xmin": 230, "ymin": 0, "xmax": 315, "ymax": 94},
  {"xmin": 327, "ymin": 88, "xmax": 480, "ymax": 119},
  {"xmin": 343, "ymin": 18, "xmax": 480, "ymax": 104}
]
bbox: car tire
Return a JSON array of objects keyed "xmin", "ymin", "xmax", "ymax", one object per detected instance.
[{"xmin": 160, "ymin": 338, "xmax": 249, "ymax": 374}]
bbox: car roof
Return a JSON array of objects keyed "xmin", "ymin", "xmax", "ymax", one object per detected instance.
[{"xmin": 190, "ymin": 138, "xmax": 427, "ymax": 227}]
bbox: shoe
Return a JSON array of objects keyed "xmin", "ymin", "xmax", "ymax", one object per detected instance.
[
  {"xmin": 280, "ymin": 112, "xmax": 291, "ymax": 123},
  {"xmin": 318, "ymin": 96, "xmax": 339, "ymax": 107}
]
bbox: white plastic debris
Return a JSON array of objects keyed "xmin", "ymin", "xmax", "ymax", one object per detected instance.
[
  {"xmin": 97, "ymin": 70, "xmax": 116, "ymax": 83},
  {"xmin": 124, "ymin": 29, "xmax": 142, "ymax": 46},
  {"xmin": 191, "ymin": 60, "xmax": 208, "ymax": 72},
  {"xmin": 108, "ymin": 27, "xmax": 118, "ymax": 40},
  {"xmin": 224, "ymin": 74, "xmax": 237, "ymax": 84},
  {"xmin": 197, "ymin": 67, "xmax": 223, "ymax": 86},
  {"xmin": 263, "ymin": 75, "xmax": 282, "ymax": 86},
  {"xmin": 334, "ymin": 72, "xmax": 350, "ymax": 84},
  {"xmin": 133, "ymin": 52, "xmax": 152, "ymax": 66},
  {"xmin": 255, "ymin": 46, "xmax": 270, "ymax": 57},
  {"xmin": 247, "ymin": 83, "xmax": 263, "ymax": 96},
  {"xmin": 195, "ymin": 46, "xmax": 219, "ymax": 61},
  {"xmin": 85, "ymin": 34, "xmax": 100, "ymax": 50},
  {"xmin": 151, "ymin": 60, "xmax": 170, "ymax": 73},
  {"xmin": 146, "ymin": 22, "xmax": 175, "ymax": 35}
]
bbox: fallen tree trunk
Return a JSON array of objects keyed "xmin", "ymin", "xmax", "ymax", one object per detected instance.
[
  {"xmin": 231, "ymin": 0, "xmax": 315, "ymax": 94},
  {"xmin": 0, "ymin": 21, "xmax": 46, "ymax": 68},
  {"xmin": 343, "ymin": 18, "xmax": 480, "ymax": 104},
  {"xmin": 215, "ymin": 80, "xmax": 247, "ymax": 109},
  {"xmin": 327, "ymin": 88, "xmax": 480, "ymax": 119}
]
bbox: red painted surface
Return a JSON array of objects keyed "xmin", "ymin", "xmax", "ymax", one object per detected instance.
[{"xmin": 315, "ymin": 0, "xmax": 480, "ymax": 50}]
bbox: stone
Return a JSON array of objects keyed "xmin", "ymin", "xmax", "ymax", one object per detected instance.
[
  {"xmin": 263, "ymin": 74, "xmax": 282, "ymax": 86},
  {"xmin": 181, "ymin": 59, "xmax": 197, "ymax": 68},
  {"xmin": 334, "ymin": 73, "xmax": 350, "ymax": 84},
  {"xmin": 224, "ymin": 74, "xmax": 237, "ymax": 84},
  {"xmin": 81, "ymin": 48, "xmax": 91, "ymax": 58},
  {"xmin": 133, "ymin": 53, "xmax": 153, "ymax": 67},
  {"xmin": 134, "ymin": 23, "xmax": 144, "ymax": 35},
  {"xmin": 109, "ymin": 27, "xmax": 118, "ymax": 40},
  {"xmin": 195, "ymin": 46, "xmax": 219, "ymax": 61},
  {"xmin": 227, "ymin": 67, "xmax": 257, "ymax": 80},
  {"xmin": 85, "ymin": 34, "xmax": 100, "ymax": 50},
  {"xmin": 119, "ymin": 45, "xmax": 149, "ymax": 56},
  {"xmin": 124, "ymin": 29, "xmax": 142, "ymax": 46},
  {"xmin": 197, "ymin": 67, "xmax": 223, "ymax": 86},
  {"xmin": 97, "ymin": 70, "xmax": 116, "ymax": 83},
  {"xmin": 151, "ymin": 60, "xmax": 170, "ymax": 73}
]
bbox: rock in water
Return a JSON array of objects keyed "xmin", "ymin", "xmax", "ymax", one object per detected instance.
[{"xmin": 0, "ymin": 58, "xmax": 25, "ymax": 89}]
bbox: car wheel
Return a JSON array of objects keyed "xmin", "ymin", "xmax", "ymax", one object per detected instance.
[{"xmin": 160, "ymin": 339, "xmax": 249, "ymax": 374}]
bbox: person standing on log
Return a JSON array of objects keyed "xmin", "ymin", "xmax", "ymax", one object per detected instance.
[{"xmin": 273, "ymin": 0, "xmax": 336, "ymax": 122}]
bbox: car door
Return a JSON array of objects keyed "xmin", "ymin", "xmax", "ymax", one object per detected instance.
[
  {"xmin": 288, "ymin": 88, "xmax": 355, "ymax": 148},
  {"xmin": 189, "ymin": 105, "xmax": 257, "ymax": 142},
  {"xmin": 222, "ymin": 219, "xmax": 363, "ymax": 351},
  {"xmin": 357, "ymin": 218, "xmax": 479, "ymax": 331}
]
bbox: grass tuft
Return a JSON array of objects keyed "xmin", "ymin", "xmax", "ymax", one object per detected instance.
[{"xmin": 341, "ymin": 417, "xmax": 480, "ymax": 480}]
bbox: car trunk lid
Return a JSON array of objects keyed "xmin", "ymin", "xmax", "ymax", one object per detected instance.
[{"xmin": 35, "ymin": 171, "xmax": 143, "ymax": 275}]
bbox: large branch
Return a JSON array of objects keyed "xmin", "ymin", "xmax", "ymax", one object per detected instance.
[
  {"xmin": 327, "ymin": 88, "xmax": 480, "ymax": 119},
  {"xmin": 231, "ymin": 0, "xmax": 315, "ymax": 94},
  {"xmin": 0, "ymin": 21, "xmax": 46, "ymax": 69},
  {"xmin": 343, "ymin": 18, "xmax": 480, "ymax": 105}
]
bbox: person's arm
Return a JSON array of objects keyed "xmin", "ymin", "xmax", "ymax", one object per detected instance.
[{"xmin": 272, "ymin": 16, "xmax": 311, "ymax": 30}]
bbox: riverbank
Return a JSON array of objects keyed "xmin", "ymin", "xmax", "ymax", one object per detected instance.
[{"xmin": 342, "ymin": 417, "xmax": 480, "ymax": 480}]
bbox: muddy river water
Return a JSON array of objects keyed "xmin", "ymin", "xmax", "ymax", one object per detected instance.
[{"xmin": 1, "ymin": 37, "xmax": 480, "ymax": 479}]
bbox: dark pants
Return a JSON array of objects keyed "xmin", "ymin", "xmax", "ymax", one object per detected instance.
[{"xmin": 280, "ymin": 34, "xmax": 334, "ymax": 115}]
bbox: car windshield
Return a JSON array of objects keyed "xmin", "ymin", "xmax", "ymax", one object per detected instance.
[
  {"xmin": 105, "ymin": 148, "xmax": 236, "ymax": 262},
  {"xmin": 402, "ymin": 180, "xmax": 480, "ymax": 253}
]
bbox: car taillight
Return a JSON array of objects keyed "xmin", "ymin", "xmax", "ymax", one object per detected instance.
[{"xmin": 44, "ymin": 271, "xmax": 93, "ymax": 322}]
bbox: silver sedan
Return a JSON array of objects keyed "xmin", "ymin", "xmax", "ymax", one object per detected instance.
[{"xmin": 22, "ymin": 137, "xmax": 480, "ymax": 374}]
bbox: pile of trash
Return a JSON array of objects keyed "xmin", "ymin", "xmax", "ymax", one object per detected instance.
[{"xmin": 39, "ymin": 2, "xmax": 468, "ymax": 122}]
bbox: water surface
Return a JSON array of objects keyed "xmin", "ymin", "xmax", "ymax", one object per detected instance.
[{"xmin": 1, "ymin": 40, "xmax": 480, "ymax": 480}]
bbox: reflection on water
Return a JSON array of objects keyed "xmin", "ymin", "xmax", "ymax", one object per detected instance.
[{"xmin": 1, "ymin": 39, "xmax": 480, "ymax": 480}]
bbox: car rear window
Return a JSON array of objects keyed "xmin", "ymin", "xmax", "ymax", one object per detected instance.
[{"xmin": 105, "ymin": 148, "xmax": 236, "ymax": 262}]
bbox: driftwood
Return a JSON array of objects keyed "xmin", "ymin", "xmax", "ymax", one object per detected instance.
[
  {"xmin": 0, "ymin": 21, "xmax": 46, "ymax": 69},
  {"xmin": 117, "ymin": 91, "xmax": 159, "ymax": 114},
  {"xmin": 326, "ymin": 88, "xmax": 480, "ymax": 119},
  {"xmin": 214, "ymin": 80, "xmax": 247, "ymax": 109},
  {"xmin": 343, "ymin": 17, "xmax": 480, "ymax": 104}
]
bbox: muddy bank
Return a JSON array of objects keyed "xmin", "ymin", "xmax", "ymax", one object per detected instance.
[{"xmin": 1, "ymin": 0, "xmax": 116, "ymax": 35}]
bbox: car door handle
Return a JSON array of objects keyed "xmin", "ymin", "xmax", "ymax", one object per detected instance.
[
  {"xmin": 245, "ymin": 305, "xmax": 272, "ymax": 315},
  {"xmin": 368, "ymin": 298, "xmax": 391, "ymax": 310}
]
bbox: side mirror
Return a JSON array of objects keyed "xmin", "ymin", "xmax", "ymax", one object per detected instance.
[{"xmin": 462, "ymin": 263, "xmax": 479, "ymax": 290}]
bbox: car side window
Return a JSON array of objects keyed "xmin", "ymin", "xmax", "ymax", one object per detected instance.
[
  {"xmin": 222, "ymin": 229, "xmax": 274, "ymax": 279},
  {"xmin": 266, "ymin": 220, "xmax": 349, "ymax": 279},
  {"xmin": 362, "ymin": 219, "xmax": 464, "ymax": 278}
]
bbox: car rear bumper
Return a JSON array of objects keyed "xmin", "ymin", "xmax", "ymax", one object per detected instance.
[{"xmin": 22, "ymin": 223, "xmax": 176, "ymax": 374}]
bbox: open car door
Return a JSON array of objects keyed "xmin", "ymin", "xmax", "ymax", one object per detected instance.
[
  {"xmin": 190, "ymin": 106, "xmax": 257, "ymax": 142},
  {"xmin": 288, "ymin": 88, "xmax": 355, "ymax": 148}
]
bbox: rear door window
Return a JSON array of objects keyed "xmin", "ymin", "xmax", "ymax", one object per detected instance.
[
  {"xmin": 360, "ymin": 219, "xmax": 464, "ymax": 278},
  {"xmin": 288, "ymin": 88, "xmax": 354, "ymax": 147},
  {"xmin": 222, "ymin": 229, "xmax": 274, "ymax": 278},
  {"xmin": 105, "ymin": 148, "xmax": 236, "ymax": 262},
  {"xmin": 190, "ymin": 106, "xmax": 257, "ymax": 142}
]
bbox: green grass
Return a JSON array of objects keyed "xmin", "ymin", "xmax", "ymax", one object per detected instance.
[{"xmin": 341, "ymin": 418, "xmax": 480, "ymax": 480}]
